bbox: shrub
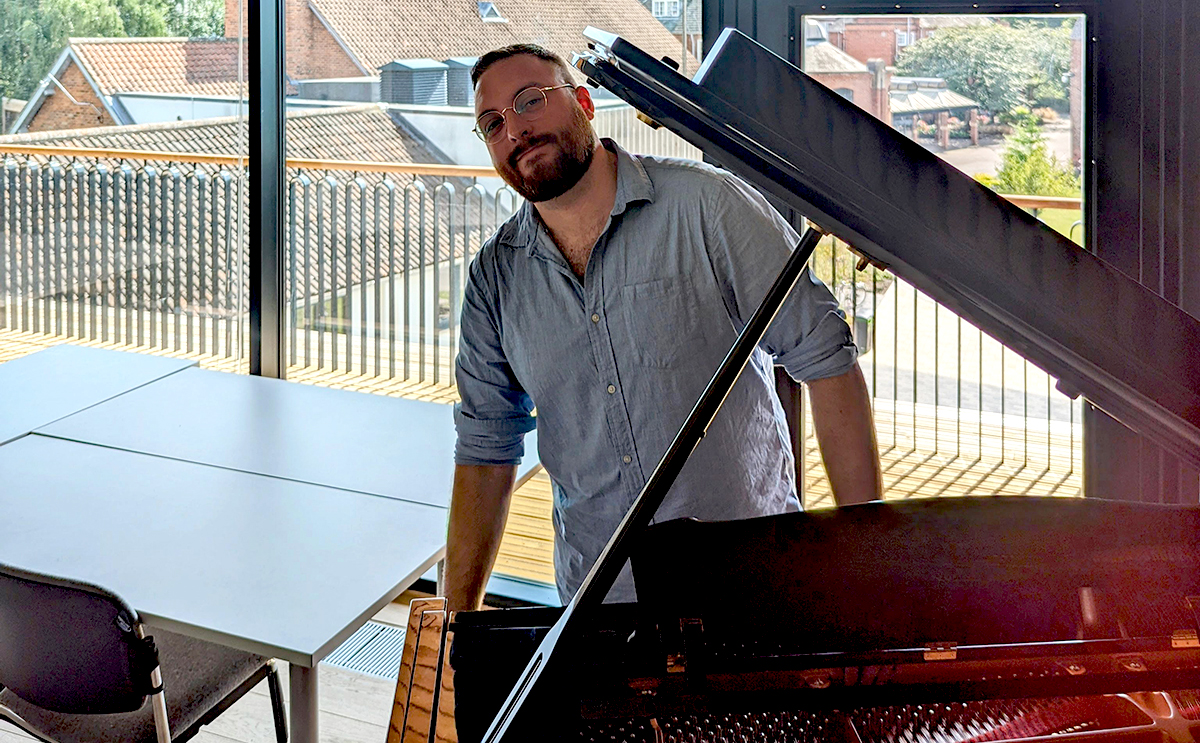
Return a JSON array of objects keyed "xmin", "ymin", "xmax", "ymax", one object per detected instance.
[
  {"xmin": 985, "ymin": 115, "xmax": 1081, "ymax": 197},
  {"xmin": 1032, "ymin": 106, "xmax": 1059, "ymax": 123}
]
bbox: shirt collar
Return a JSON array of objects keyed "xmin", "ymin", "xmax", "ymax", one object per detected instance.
[{"xmin": 494, "ymin": 138, "xmax": 655, "ymax": 254}]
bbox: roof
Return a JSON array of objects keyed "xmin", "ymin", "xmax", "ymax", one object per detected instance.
[
  {"xmin": 804, "ymin": 41, "xmax": 869, "ymax": 75},
  {"xmin": 0, "ymin": 104, "xmax": 443, "ymax": 164},
  {"xmin": 918, "ymin": 16, "xmax": 993, "ymax": 30},
  {"xmin": 889, "ymin": 88, "xmax": 980, "ymax": 115},
  {"xmin": 309, "ymin": 0, "xmax": 689, "ymax": 74},
  {"xmin": 70, "ymin": 37, "xmax": 245, "ymax": 97},
  {"xmin": 650, "ymin": 0, "xmax": 701, "ymax": 37},
  {"xmin": 381, "ymin": 58, "xmax": 450, "ymax": 71}
]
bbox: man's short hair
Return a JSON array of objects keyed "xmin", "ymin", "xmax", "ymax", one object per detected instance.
[{"xmin": 470, "ymin": 43, "xmax": 576, "ymax": 88}]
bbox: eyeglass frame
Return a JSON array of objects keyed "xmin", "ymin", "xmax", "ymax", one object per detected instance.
[{"xmin": 472, "ymin": 84, "xmax": 576, "ymax": 143}]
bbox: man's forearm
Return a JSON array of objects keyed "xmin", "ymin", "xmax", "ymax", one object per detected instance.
[
  {"xmin": 807, "ymin": 364, "xmax": 883, "ymax": 506},
  {"xmin": 444, "ymin": 463, "xmax": 518, "ymax": 612}
]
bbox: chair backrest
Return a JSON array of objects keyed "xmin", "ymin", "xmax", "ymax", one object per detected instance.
[{"xmin": 0, "ymin": 563, "xmax": 158, "ymax": 714}]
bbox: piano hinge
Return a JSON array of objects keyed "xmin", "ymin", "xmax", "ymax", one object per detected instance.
[
  {"xmin": 666, "ymin": 618, "xmax": 704, "ymax": 675},
  {"xmin": 1174, "ymin": 630, "xmax": 1200, "ymax": 648},
  {"xmin": 1186, "ymin": 597, "xmax": 1200, "ymax": 630},
  {"xmin": 923, "ymin": 642, "xmax": 957, "ymax": 661},
  {"xmin": 636, "ymin": 111, "xmax": 663, "ymax": 130}
]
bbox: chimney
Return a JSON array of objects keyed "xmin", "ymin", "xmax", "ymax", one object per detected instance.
[
  {"xmin": 380, "ymin": 59, "xmax": 449, "ymax": 105},
  {"xmin": 444, "ymin": 57, "xmax": 478, "ymax": 106},
  {"xmin": 225, "ymin": 0, "xmax": 241, "ymax": 37}
]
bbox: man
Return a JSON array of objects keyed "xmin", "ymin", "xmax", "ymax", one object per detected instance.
[{"xmin": 445, "ymin": 43, "xmax": 882, "ymax": 612}]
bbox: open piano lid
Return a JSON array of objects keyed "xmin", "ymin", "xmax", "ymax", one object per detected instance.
[{"xmin": 575, "ymin": 27, "xmax": 1200, "ymax": 469}]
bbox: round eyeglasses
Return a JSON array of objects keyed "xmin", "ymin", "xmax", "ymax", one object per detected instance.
[{"xmin": 473, "ymin": 84, "xmax": 575, "ymax": 144}]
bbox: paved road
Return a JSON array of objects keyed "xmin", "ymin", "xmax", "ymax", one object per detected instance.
[{"xmin": 931, "ymin": 119, "xmax": 1075, "ymax": 178}]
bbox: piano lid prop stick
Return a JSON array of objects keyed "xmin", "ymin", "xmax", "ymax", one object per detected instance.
[{"xmin": 480, "ymin": 225, "xmax": 829, "ymax": 743}]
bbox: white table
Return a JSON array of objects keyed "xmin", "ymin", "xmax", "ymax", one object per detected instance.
[
  {"xmin": 0, "ymin": 435, "xmax": 446, "ymax": 743},
  {"xmin": 0, "ymin": 344, "xmax": 195, "ymax": 445},
  {"xmin": 38, "ymin": 365, "xmax": 540, "ymax": 507},
  {"xmin": 3, "ymin": 346, "xmax": 541, "ymax": 743}
]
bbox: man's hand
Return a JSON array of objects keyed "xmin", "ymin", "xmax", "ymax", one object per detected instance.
[
  {"xmin": 444, "ymin": 464, "xmax": 518, "ymax": 612},
  {"xmin": 807, "ymin": 364, "xmax": 883, "ymax": 506}
]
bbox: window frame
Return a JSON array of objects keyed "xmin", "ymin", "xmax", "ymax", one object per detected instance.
[{"xmin": 789, "ymin": 0, "xmax": 1096, "ymax": 257}]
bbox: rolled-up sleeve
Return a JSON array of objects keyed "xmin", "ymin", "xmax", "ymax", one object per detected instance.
[
  {"xmin": 454, "ymin": 250, "xmax": 536, "ymax": 466},
  {"xmin": 701, "ymin": 173, "xmax": 858, "ymax": 382}
]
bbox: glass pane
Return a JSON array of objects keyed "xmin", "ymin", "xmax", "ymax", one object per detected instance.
[
  {"xmin": 0, "ymin": 0, "xmax": 248, "ymax": 371},
  {"xmin": 278, "ymin": 5, "xmax": 706, "ymax": 589},
  {"xmin": 800, "ymin": 14, "xmax": 1087, "ymax": 506}
]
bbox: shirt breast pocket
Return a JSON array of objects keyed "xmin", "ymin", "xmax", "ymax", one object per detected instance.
[{"xmin": 620, "ymin": 276, "xmax": 703, "ymax": 369}]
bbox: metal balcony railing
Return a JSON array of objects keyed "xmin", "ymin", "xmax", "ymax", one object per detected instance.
[{"xmin": 0, "ymin": 142, "xmax": 1083, "ymax": 501}]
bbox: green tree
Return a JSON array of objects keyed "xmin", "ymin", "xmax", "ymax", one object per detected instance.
[
  {"xmin": 0, "ymin": 0, "xmax": 52, "ymax": 101},
  {"xmin": 41, "ymin": 0, "xmax": 126, "ymax": 39},
  {"xmin": 0, "ymin": 0, "xmax": 208, "ymax": 102},
  {"xmin": 984, "ymin": 112, "xmax": 1080, "ymax": 197},
  {"xmin": 166, "ymin": 0, "xmax": 225, "ymax": 37},
  {"xmin": 115, "ymin": 0, "xmax": 170, "ymax": 36},
  {"xmin": 896, "ymin": 22, "xmax": 1072, "ymax": 115}
]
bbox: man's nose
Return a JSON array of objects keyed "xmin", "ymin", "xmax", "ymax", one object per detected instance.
[{"xmin": 503, "ymin": 111, "xmax": 531, "ymax": 142}]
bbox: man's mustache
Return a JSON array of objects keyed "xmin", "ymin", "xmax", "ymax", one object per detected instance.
[{"xmin": 508, "ymin": 134, "xmax": 557, "ymax": 169}]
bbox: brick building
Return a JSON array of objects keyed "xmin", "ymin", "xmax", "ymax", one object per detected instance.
[
  {"xmin": 10, "ymin": 0, "xmax": 684, "ymax": 134},
  {"xmin": 11, "ymin": 38, "xmax": 246, "ymax": 134},
  {"xmin": 225, "ymin": 0, "xmax": 686, "ymax": 79},
  {"xmin": 640, "ymin": 0, "xmax": 702, "ymax": 65},
  {"xmin": 802, "ymin": 41, "xmax": 891, "ymax": 125},
  {"xmin": 818, "ymin": 15, "xmax": 991, "ymax": 68}
]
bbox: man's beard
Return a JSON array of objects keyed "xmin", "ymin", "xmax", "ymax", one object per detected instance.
[{"xmin": 498, "ymin": 110, "xmax": 597, "ymax": 202}]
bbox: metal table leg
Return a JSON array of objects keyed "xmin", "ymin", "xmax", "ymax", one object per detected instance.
[{"xmin": 290, "ymin": 664, "xmax": 319, "ymax": 743}]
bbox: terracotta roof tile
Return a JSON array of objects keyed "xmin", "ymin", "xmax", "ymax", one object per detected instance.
[
  {"xmin": 70, "ymin": 37, "xmax": 246, "ymax": 97},
  {"xmin": 0, "ymin": 104, "xmax": 442, "ymax": 164},
  {"xmin": 309, "ymin": 0, "xmax": 691, "ymax": 74}
]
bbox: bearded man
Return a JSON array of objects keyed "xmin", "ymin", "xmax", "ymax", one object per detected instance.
[{"xmin": 445, "ymin": 43, "xmax": 883, "ymax": 611}]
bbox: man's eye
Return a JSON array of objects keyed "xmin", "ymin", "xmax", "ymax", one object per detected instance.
[
  {"xmin": 480, "ymin": 116, "xmax": 503, "ymax": 135},
  {"xmin": 516, "ymin": 95, "xmax": 545, "ymax": 115}
]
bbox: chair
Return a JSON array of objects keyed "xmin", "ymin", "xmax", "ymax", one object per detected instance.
[{"xmin": 0, "ymin": 562, "xmax": 288, "ymax": 743}]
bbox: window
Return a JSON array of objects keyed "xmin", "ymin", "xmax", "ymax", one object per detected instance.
[
  {"xmin": 652, "ymin": 0, "xmax": 680, "ymax": 18},
  {"xmin": 836, "ymin": 88, "xmax": 855, "ymax": 102},
  {"xmin": 797, "ymin": 12, "xmax": 1089, "ymax": 503},
  {"xmin": 477, "ymin": 1, "xmax": 507, "ymax": 22}
]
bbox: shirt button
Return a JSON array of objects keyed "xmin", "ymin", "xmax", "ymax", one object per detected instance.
[
  {"xmin": 591, "ymin": 313, "xmax": 600, "ymax": 323},
  {"xmin": 607, "ymin": 384, "xmax": 616, "ymax": 394},
  {"xmin": 623, "ymin": 455, "xmax": 632, "ymax": 464}
]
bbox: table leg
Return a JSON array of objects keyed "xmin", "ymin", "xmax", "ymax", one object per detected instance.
[
  {"xmin": 436, "ymin": 558, "xmax": 445, "ymax": 596},
  {"xmin": 290, "ymin": 664, "xmax": 319, "ymax": 743}
]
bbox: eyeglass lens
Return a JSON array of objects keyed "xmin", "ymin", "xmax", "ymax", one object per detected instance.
[{"xmin": 476, "ymin": 87, "xmax": 551, "ymax": 143}]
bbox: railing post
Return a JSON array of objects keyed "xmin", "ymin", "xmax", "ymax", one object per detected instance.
[
  {"xmin": 385, "ymin": 179, "xmax": 397, "ymax": 379},
  {"xmin": 120, "ymin": 164, "xmax": 135, "ymax": 345},
  {"xmin": 170, "ymin": 167, "xmax": 183, "ymax": 352},
  {"xmin": 299, "ymin": 174, "xmax": 312, "ymax": 368},
  {"xmin": 353, "ymin": 175, "xmax": 368, "ymax": 375},
  {"xmin": 50, "ymin": 164, "xmax": 63, "ymax": 337},
  {"xmin": 196, "ymin": 171, "xmax": 209, "ymax": 355},
  {"xmin": 287, "ymin": 176, "xmax": 299, "ymax": 368},
  {"xmin": 71, "ymin": 164, "xmax": 86, "ymax": 338}
]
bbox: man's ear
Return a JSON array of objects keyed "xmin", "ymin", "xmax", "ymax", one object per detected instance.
[{"xmin": 574, "ymin": 85, "xmax": 596, "ymax": 119}]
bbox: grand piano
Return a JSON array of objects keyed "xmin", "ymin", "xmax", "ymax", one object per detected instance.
[{"xmin": 388, "ymin": 28, "xmax": 1200, "ymax": 743}]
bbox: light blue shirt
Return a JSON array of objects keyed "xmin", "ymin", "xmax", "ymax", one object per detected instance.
[{"xmin": 454, "ymin": 141, "xmax": 857, "ymax": 603}]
